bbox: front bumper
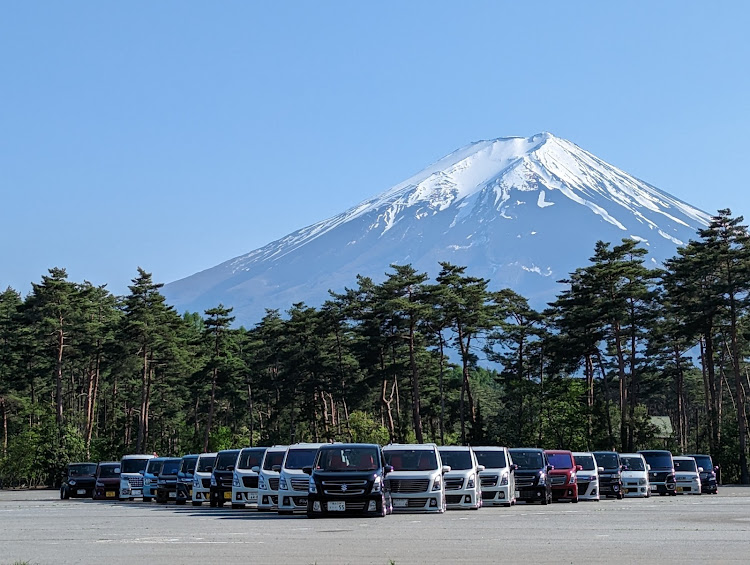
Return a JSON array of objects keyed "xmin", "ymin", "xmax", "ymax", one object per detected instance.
[
  {"xmin": 700, "ymin": 478, "xmax": 718, "ymax": 494},
  {"xmin": 622, "ymin": 481, "xmax": 649, "ymax": 497},
  {"xmin": 176, "ymin": 482, "xmax": 193, "ymax": 502},
  {"xmin": 210, "ymin": 486, "xmax": 233, "ymax": 504},
  {"xmin": 445, "ymin": 489, "xmax": 480, "ymax": 509},
  {"xmin": 93, "ymin": 486, "xmax": 120, "ymax": 500},
  {"xmin": 516, "ymin": 485, "xmax": 548, "ymax": 503},
  {"xmin": 278, "ymin": 490, "xmax": 309, "ymax": 512},
  {"xmin": 577, "ymin": 478, "xmax": 599, "ymax": 500},
  {"xmin": 675, "ymin": 480, "xmax": 702, "ymax": 494},
  {"xmin": 307, "ymin": 493, "xmax": 384, "ymax": 516},
  {"xmin": 649, "ymin": 481, "xmax": 676, "ymax": 495},
  {"xmin": 232, "ymin": 486, "xmax": 259, "ymax": 505},
  {"xmin": 258, "ymin": 491, "xmax": 279, "ymax": 511},
  {"xmin": 480, "ymin": 485, "xmax": 513, "ymax": 506},
  {"xmin": 551, "ymin": 483, "xmax": 578, "ymax": 501},
  {"xmin": 390, "ymin": 493, "xmax": 444, "ymax": 512},
  {"xmin": 192, "ymin": 486, "xmax": 210, "ymax": 503},
  {"xmin": 599, "ymin": 477, "xmax": 622, "ymax": 497}
]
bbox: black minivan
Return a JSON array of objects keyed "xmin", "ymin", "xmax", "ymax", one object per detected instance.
[
  {"xmin": 210, "ymin": 449, "xmax": 241, "ymax": 507},
  {"xmin": 305, "ymin": 443, "xmax": 393, "ymax": 518},
  {"xmin": 508, "ymin": 448, "xmax": 552, "ymax": 505},
  {"xmin": 592, "ymin": 451, "xmax": 624, "ymax": 499}
]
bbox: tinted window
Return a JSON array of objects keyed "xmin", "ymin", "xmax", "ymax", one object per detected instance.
[
  {"xmin": 197, "ymin": 455, "xmax": 215, "ymax": 473},
  {"xmin": 238, "ymin": 449, "xmax": 266, "ymax": 470},
  {"xmin": 215, "ymin": 451, "xmax": 240, "ymax": 471},
  {"xmin": 180, "ymin": 457, "xmax": 197, "ymax": 474},
  {"xmin": 384, "ymin": 449, "xmax": 438, "ymax": 471},
  {"xmin": 473, "ymin": 450, "xmax": 507, "ymax": 469},
  {"xmin": 674, "ymin": 459, "xmax": 697, "ymax": 472},
  {"xmin": 620, "ymin": 456, "xmax": 645, "ymax": 471},
  {"xmin": 547, "ymin": 453, "xmax": 573, "ymax": 469},
  {"xmin": 69, "ymin": 463, "xmax": 97, "ymax": 476},
  {"xmin": 146, "ymin": 459, "xmax": 164, "ymax": 474},
  {"xmin": 575, "ymin": 455, "xmax": 596, "ymax": 471},
  {"xmin": 98, "ymin": 465, "xmax": 120, "ymax": 478},
  {"xmin": 121, "ymin": 458, "xmax": 149, "ymax": 474},
  {"xmin": 691, "ymin": 455, "xmax": 713, "ymax": 470},
  {"xmin": 263, "ymin": 451, "xmax": 286, "ymax": 471},
  {"xmin": 284, "ymin": 449, "xmax": 318, "ymax": 470},
  {"xmin": 509, "ymin": 450, "xmax": 544, "ymax": 470},
  {"xmin": 161, "ymin": 459, "xmax": 181, "ymax": 475},
  {"xmin": 640, "ymin": 452, "xmax": 673, "ymax": 469},
  {"xmin": 593, "ymin": 452, "xmax": 620, "ymax": 469},
  {"xmin": 438, "ymin": 450, "xmax": 473, "ymax": 471},
  {"xmin": 316, "ymin": 447, "xmax": 380, "ymax": 471}
]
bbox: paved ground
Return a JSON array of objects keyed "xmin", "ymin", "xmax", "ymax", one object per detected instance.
[{"xmin": 1, "ymin": 487, "xmax": 749, "ymax": 564}]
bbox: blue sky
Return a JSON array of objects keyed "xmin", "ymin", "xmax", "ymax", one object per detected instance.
[{"xmin": 2, "ymin": 1, "xmax": 749, "ymax": 296}]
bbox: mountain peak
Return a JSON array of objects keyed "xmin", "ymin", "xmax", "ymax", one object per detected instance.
[{"xmin": 164, "ymin": 134, "xmax": 711, "ymax": 325}]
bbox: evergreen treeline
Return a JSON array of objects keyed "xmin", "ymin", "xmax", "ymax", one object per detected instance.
[{"xmin": 1, "ymin": 210, "xmax": 748, "ymax": 486}]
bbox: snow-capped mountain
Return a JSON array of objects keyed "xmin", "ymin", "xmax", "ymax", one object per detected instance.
[{"xmin": 163, "ymin": 133, "xmax": 711, "ymax": 325}]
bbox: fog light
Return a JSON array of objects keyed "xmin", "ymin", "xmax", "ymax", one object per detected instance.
[
  {"xmin": 498, "ymin": 492, "xmax": 505, "ymax": 499},
  {"xmin": 613, "ymin": 485, "xmax": 619, "ymax": 491},
  {"xmin": 429, "ymin": 498, "xmax": 437, "ymax": 507},
  {"xmin": 368, "ymin": 501, "xmax": 377, "ymax": 512},
  {"xmin": 464, "ymin": 495, "xmax": 471, "ymax": 503},
  {"xmin": 313, "ymin": 501, "xmax": 321, "ymax": 512},
  {"xmin": 262, "ymin": 496, "xmax": 268, "ymax": 504},
  {"xmin": 283, "ymin": 497, "xmax": 290, "ymax": 506},
  {"xmin": 592, "ymin": 489, "xmax": 597, "ymax": 495},
  {"xmin": 236, "ymin": 493, "xmax": 241, "ymax": 500}
]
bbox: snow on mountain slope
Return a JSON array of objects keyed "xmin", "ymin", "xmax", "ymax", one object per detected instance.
[{"xmin": 163, "ymin": 133, "xmax": 711, "ymax": 325}]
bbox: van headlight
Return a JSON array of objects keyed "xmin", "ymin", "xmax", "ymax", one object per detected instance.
[
  {"xmin": 538, "ymin": 473, "xmax": 546, "ymax": 485},
  {"xmin": 432, "ymin": 476, "xmax": 442, "ymax": 491},
  {"xmin": 570, "ymin": 473, "xmax": 576, "ymax": 484},
  {"xmin": 193, "ymin": 477, "xmax": 200, "ymax": 488},
  {"xmin": 308, "ymin": 477, "xmax": 317, "ymax": 493},
  {"xmin": 233, "ymin": 472, "xmax": 240, "ymax": 487},
  {"xmin": 210, "ymin": 474, "xmax": 217, "ymax": 487},
  {"xmin": 279, "ymin": 473, "xmax": 288, "ymax": 490},
  {"xmin": 258, "ymin": 475, "xmax": 266, "ymax": 491},
  {"xmin": 371, "ymin": 476, "xmax": 382, "ymax": 493},
  {"xmin": 69, "ymin": 480, "xmax": 77, "ymax": 486},
  {"xmin": 500, "ymin": 473, "xmax": 508, "ymax": 486},
  {"xmin": 467, "ymin": 474, "xmax": 475, "ymax": 489}
]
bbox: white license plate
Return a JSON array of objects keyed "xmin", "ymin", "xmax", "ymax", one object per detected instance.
[
  {"xmin": 393, "ymin": 499, "xmax": 408, "ymax": 508},
  {"xmin": 514, "ymin": 490, "xmax": 520, "ymax": 499},
  {"xmin": 327, "ymin": 501, "xmax": 346, "ymax": 511},
  {"xmin": 169, "ymin": 491, "xmax": 176, "ymax": 498},
  {"xmin": 132, "ymin": 489, "xmax": 142, "ymax": 496},
  {"xmin": 77, "ymin": 489, "xmax": 86, "ymax": 495},
  {"xmin": 248, "ymin": 493, "xmax": 258, "ymax": 502},
  {"xmin": 650, "ymin": 485, "xmax": 657, "ymax": 491}
]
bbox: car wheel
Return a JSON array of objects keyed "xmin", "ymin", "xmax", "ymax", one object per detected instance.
[
  {"xmin": 541, "ymin": 495, "xmax": 548, "ymax": 506},
  {"xmin": 209, "ymin": 499, "xmax": 217, "ymax": 507},
  {"xmin": 306, "ymin": 509, "xmax": 318, "ymax": 519},
  {"xmin": 143, "ymin": 496, "xmax": 152, "ymax": 503},
  {"xmin": 176, "ymin": 499, "xmax": 185, "ymax": 505},
  {"xmin": 192, "ymin": 501, "xmax": 202, "ymax": 506},
  {"xmin": 278, "ymin": 510, "xmax": 293, "ymax": 515},
  {"xmin": 502, "ymin": 502, "xmax": 512, "ymax": 508},
  {"xmin": 572, "ymin": 497, "xmax": 579, "ymax": 503},
  {"xmin": 217, "ymin": 501, "xmax": 225, "ymax": 507},
  {"xmin": 616, "ymin": 493, "xmax": 623, "ymax": 500},
  {"xmin": 231, "ymin": 503, "xmax": 244, "ymax": 509},
  {"xmin": 61, "ymin": 487, "xmax": 69, "ymax": 500}
]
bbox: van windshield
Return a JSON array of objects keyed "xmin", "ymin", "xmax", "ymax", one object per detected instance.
[
  {"xmin": 98, "ymin": 465, "xmax": 120, "ymax": 478},
  {"xmin": 197, "ymin": 456, "xmax": 215, "ymax": 473},
  {"xmin": 146, "ymin": 460, "xmax": 164, "ymax": 474},
  {"xmin": 284, "ymin": 449, "xmax": 318, "ymax": 470},
  {"xmin": 575, "ymin": 455, "xmax": 596, "ymax": 471},
  {"xmin": 641, "ymin": 452, "xmax": 673, "ymax": 469},
  {"xmin": 547, "ymin": 453, "xmax": 573, "ymax": 469},
  {"xmin": 238, "ymin": 449, "xmax": 266, "ymax": 470},
  {"xmin": 509, "ymin": 450, "xmax": 544, "ymax": 470},
  {"xmin": 438, "ymin": 450, "xmax": 472, "ymax": 471},
  {"xmin": 215, "ymin": 451, "xmax": 240, "ymax": 471},
  {"xmin": 620, "ymin": 456, "xmax": 645, "ymax": 471},
  {"xmin": 263, "ymin": 451, "xmax": 286, "ymax": 471},
  {"xmin": 120, "ymin": 458, "xmax": 149, "ymax": 474},
  {"xmin": 69, "ymin": 463, "xmax": 97, "ymax": 476},
  {"xmin": 316, "ymin": 447, "xmax": 380, "ymax": 471},
  {"xmin": 674, "ymin": 459, "xmax": 697, "ymax": 472},
  {"xmin": 691, "ymin": 455, "xmax": 713, "ymax": 471},
  {"xmin": 180, "ymin": 457, "xmax": 197, "ymax": 474},
  {"xmin": 384, "ymin": 449, "xmax": 438, "ymax": 471},
  {"xmin": 161, "ymin": 459, "xmax": 181, "ymax": 475},
  {"xmin": 594, "ymin": 452, "xmax": 620, "ymax": 469},
  {"xmin": 473, "ymin": 450, "xmax": 507, "ymax": 469}
]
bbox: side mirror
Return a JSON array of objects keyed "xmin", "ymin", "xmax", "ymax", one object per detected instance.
[
  {"xmin": 598, "ymin": 466, "xmax": 604, "ymax": 472},
  {"xmin": 476, "ymin": 465, "xmax": 485, "ymax": 473},
  {"xmin": 698, "ymin": 467, "xmax": 704, "ymax": 472},
  {"xmin": 547, "ymin": 465, "xmax": 555, "ymax": 472},
  {"xmin": 511, "ymin": 464, "xmax": 518, "ymax": 472},
  {"xmin": 227, "ymin": 465, "xmax": 234, "ymax": 472},
  {"xmin": 647, "ymin": 464, "xmax": 651, "ymax": 471},
  {"xmin": 621, "ymin": 465, "xmax": 628, "ymax": 472},
  {"xmin": 384, "ymin": 465, "xmax": 394, "ymax": 475},
  {"xmin": 302, "ymin": 466, "xmax": 312, "ymax": 475},
  {"xmin": 251, "ymin": 466, "xmax": 260, "ymax": 474},
  {"xmin": 139, "ymin": 470, "xmax": 145, "ymax": 475},
  {"xmin": 714, "ymin": 466, "xmax": 720, "ymax": 472},
  {"xmin": 442, "ymin": 465, "xmax": 451, "ymax": 474},
  {"xmin": 272, "ymin": 465, "xmax": 281, "ymax": 473},
  {"xmin": 576, "ymin": 465, "xmax": 583, "ymax": 472}
]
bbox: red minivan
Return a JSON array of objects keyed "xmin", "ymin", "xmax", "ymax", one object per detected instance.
[{"xmin": 544, "ymin": 450, "xmax": 580, "ymax": 503}]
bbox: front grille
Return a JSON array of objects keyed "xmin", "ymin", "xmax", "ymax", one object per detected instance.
[
  {"xmin": 201, "ymin": 478, "xmax": 211, "ymax": 489},
  {"xmin": 624, "ymin": 481, "xmax": 639, "ymax": 487},
  {"xmin": 322, "ymin": 480, "xmax": 368, "ymax": 496},
  {"xmin": 387, "ymin": 479, "xmax": 430, "ymax": 493},
  {"xmin": 445, "ymin": 494, "xmax": 463, "ymax": 504},
  {"xmin": 290, "ymin": 478, "xmax": 309, "ymax": 492},
  {"xmin": 270, "ymin": 495, "xmax": 278, "ymax": 504},
  {"xmin": 128, "ymin": 477, "xmax": 144, "ymax": 488},
  {"xmin": 550, "ymin": 475, "xmax": 566, "ymax": 485},
  {"xmin": 445, "ymin": 478, "xmax": 464, "ymax": 490},
  {"xmin": 483, "ymin": 491, "xmax": 496, "ymax": 500},
  {"xmin": 342, "ymin": 501, "xmax": 366, "ymax": 511},
  {"xmin": 516, "ymin": 476, "xmax": 535, "ymax": 487},
  {"xmin": 407, "ymin": 498, "xmax": 428, "ymax": 508},
  {"xmin": 650, "ymin": 471, "xmax": 669, "ymax": 482},
  {"xmin": 243, "ymin": 476, "xmax": 259, "ymax": 489},
  {"xmin": 578, "ymin": 481, "xmax": 590, "ymax": 492},
  {"xmin": 268, "ymin": 478, "xmax": 279, "ymax": 491},
  {"xmin": 481, "ymin": 475, "xmax": 498, "ymax": 488}
]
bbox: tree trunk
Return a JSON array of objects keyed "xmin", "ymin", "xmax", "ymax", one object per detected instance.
[
  {"xmin": 203, "ymin": 366, "xmax": 218, "ymax": 452},
  {"xmin": 136, "ymin": 347, "xmax": 149, "ymax": 453},
  {"xmin": 407, "ymin": 318, "xmax": 424, "ymax": 443}
]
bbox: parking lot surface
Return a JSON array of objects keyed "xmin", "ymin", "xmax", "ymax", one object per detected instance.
[{"xmin": 2, "ymin": 487, "xmax": 750, "ymax": 564}]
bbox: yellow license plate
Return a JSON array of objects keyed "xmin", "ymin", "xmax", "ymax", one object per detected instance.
[
  {"xmin": 676, "ymin": 487, "xmax": 683, "ymax": 492},
  {"xmin": 622, "ymin": 488, "xmax": 629, "ymax": 493},
  {"xmin": 106, "ymin": 491, "xmax": 115, "ymax": 498},
  {"xmin": 188, "ymin": 489, "xmax": 192, "ymax": 496},
  {"xmin": 223, "ymin": 491, "xmax": 231, "ymax": 499}
]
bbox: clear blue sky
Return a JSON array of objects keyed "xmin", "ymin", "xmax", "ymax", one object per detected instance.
[{"xmin": 2, "ymin": 1, "xmax": 749, "ymax": 296}]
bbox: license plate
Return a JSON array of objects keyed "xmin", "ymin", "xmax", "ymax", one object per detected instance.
[
  {"xmin": 514, "ymin": 490, "xmax": 520, "ymax": 499},
  {"xmin": 169, "ymin": 492, "xmax": 176, "ymax": 498},
  {"xmin": 676, "ymin": 487, "xmax": 683, "ymax": 492},
  {"xmin": 224, "ymin": 491, "xmax": 231, "ymax": 499},
  {"xmin": 106, "ymin": 491, "xmax": 115, "ymax": 498},
  {"xmin": 188, "ymin": 489, "xmax": 192, "ymax": 496},
  {"xmin": 650, "ymin": 485, "xmax": 658, "ymax": 491},
  {"xmin": 623, "ymin": 488, "xmax": 629, "ymax": 494},
  {"xmin": 248, "ymin": 493, "xmax": 258, "ymax": 502},
  {"xmin": 393, "ymin": 499, "xmax": 408, "ymax": 508},
  {"xmin": 327, "ymin": 501, "xmax": 345, "ymax": 511},
  {"xmin": 132, "ymin": 489, "xmax": 142, "ymax": 497},
  {"xmin": 77, "ymin": 489, "xmax": 86, "ymax": 495}
]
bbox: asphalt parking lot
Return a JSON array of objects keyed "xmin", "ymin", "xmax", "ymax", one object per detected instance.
[{"xmin": 1, "ymin": 487, "xmax": 749, "ymax": 564}]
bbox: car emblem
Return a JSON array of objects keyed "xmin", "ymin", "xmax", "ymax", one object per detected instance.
[{"xmin": 341, "ymin": 484, "xmax": 348, "ymax": 492}]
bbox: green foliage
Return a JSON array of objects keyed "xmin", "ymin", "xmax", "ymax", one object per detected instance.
[{"xmin": 348, "ymin": 411, "xmax": 390, "ymax": 445}]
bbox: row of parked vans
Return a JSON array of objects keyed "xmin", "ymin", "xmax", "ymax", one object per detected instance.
[{"xmin": 60, "ymin": 444, "xmax": 718, "ymax": 517}]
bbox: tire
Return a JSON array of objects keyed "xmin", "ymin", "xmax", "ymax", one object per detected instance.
[
  {"xmin": 572, "ymin": 497, "xmax": 579, "ymax": 503},
  {"xmin": 231, "ymin": 503, "xmax": 245, "ymax": 509},
  {"xmin": 502, "ymin": 502, "xmax": 512, "ymax": 508},
  {"xmin": 176, "ymin": 499, "xmax": 186, "ymax": 505},
  {"xmin": 306, "ymin": 509, "xmax": 317, "ymax": 519},
  {"xmin": 616, "ymin": 493, "xmax": 623, "ymax": 500},
  {"xmin": 278, "ymin": 510, "xmax": 293, "ymax": 515},
  {"xmin": 217, "ymin": 501, "xmax": 225, "ymax": 508},
  {"xmin": 61, "ymin": 487, "xmax": 69, "ymax": 500},
  {"xmin": 192, "ymin": 501, "xmax": 202, "ymax": 506},
  {"xmin": 143, "ymin": 496, "xmax": 152, "ymax": 503},
  {"xmin": 541, "ymin": 495, "xmax": 548, "ymax": 506},
  {"xmin": 209, "ymin": 499, "xmax": 217, "ymax": 508}
]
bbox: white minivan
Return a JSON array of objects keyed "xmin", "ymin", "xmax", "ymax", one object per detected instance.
[
  {"xmin": 572, "ymin": 452, "xmax": 600, "ymax": 501},
  {"xmin": 231, "ymin": 447, "xmax": 267, "ymax": 509},
  {"xmin": 619, "ymin": 453, "xmax": 650, "ymax": 498},
  {"xmin": 438, "ymin": 446, "xmax": 483, "ymax": 510},
  {"xmin": 119, "ymin": 454, "xmax": 155, "ymax": 501},
  {"xmin": 673, "ymin": 456, "xmax": 702, "ymax": 495},
  {"xmin": 277, "ymin": 443, "xmax": 328, "ymax": 514},
  {"xmin": 383, "ymin": 443, "xmax": 447, "ymax": 513},
  {"xmin": 473, "ymin": 446, "xmax": 515, "ymax": 507},
  {"xmin": 191, "ymin": 452, "xmax": 217, "ymax": 506},
  {"xmin": 257, "ymin": 445, "xmax": 288, "ymax": 511}
]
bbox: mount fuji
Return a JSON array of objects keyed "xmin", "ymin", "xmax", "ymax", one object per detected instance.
[{"xmin": 163, "ymin": 133, "xmax": 711, "ymax": 325}]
